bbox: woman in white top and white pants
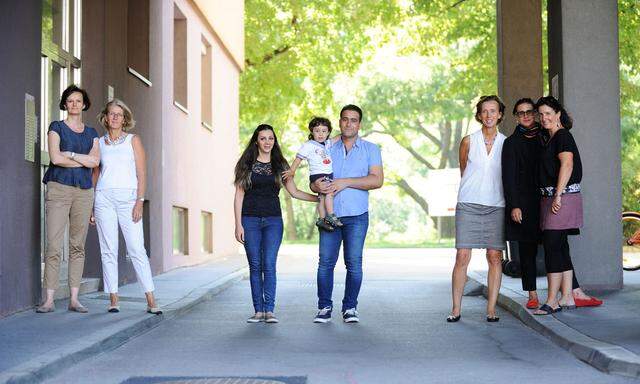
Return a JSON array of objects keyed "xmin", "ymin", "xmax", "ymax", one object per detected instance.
[
  {"xmin": 92, "ymin": 99, "xmax": 161, "ymax": 314},
  {"xmin": 447, "ymin": 95, "xmax": 507, "ymax": 323}
]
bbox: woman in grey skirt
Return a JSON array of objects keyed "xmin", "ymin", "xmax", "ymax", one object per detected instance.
[{"xmin": 448, "ymin": 95, "xmax": 507, "ymax": 323}]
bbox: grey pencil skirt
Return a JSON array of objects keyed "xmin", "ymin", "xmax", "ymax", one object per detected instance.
[{"xmin": 455, "ymin": 202, "xmax": 506, "ymax": 250}]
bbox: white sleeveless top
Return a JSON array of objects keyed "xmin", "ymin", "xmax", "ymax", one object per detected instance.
[
  {"xmin": 457, "ymin": 130, "xmax": 506, "ymax": 207},
  {"xmin": 96, "ymin": 134, "xmax": 138, "ymax": 190}
]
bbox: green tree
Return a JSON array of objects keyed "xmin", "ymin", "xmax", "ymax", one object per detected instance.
[
  {"xmin": 619, "ymin": 0, "xmax": 640, "ymax": 212},
  {"xmin": 242, "ymin": 0, "xmax": 400, "ymax": 137}
]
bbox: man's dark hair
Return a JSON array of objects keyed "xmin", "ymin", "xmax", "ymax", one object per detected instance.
[
  {"xmin": 59, "ymin": 84, "xmax": 91, "ymax": 111},
  {"xmin": 308, "ymin": 116, "xmax": 332, "ymax": 140},
  {"xmin": 340, "ymin": 104, "xmax": 363, "ymax": 122}
]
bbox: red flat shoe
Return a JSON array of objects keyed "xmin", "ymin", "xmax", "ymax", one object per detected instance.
[
  {"xmin": 526, "ymin": 299, "xmax": 540, "ymax": 309},
  {"xmin": 574, "ymin": 296, "xmax": 603, "ymax": 307}
]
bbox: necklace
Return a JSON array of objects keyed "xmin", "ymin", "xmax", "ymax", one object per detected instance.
[
  {"xmin": 483, "ymin": 133, "xmax": 497, "ymax": 146},
  {"xmin": 104, "ymin": 132, "xmax": 127, "ymax": 145}
]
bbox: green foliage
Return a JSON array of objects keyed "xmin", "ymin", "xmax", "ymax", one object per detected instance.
[
  {"xmin": 243, "ymin": 0, "xmax": 640, "ymax": 243},
  {"xmin": 242, "ymin": 0, "xmax": 401, "ymax": 140},
  {"xmin": 620, "ymin": 0, "xmax": 640, "ymax": 212}
]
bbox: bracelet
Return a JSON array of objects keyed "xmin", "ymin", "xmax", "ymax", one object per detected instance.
[
  {"xmin": 137, "ymin": 197, "xmax": 145, "ymax": 202},
  {"xmin": 70, "ymin": 152, "xmax": 75, "ymax": 159}
]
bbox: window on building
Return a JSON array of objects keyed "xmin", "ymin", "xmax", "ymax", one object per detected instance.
[
  {"xmin": 41, "ymin": 0, "xmax": 82, "ymax": 288},
  {"xmin": 201, "ymin": 211, "xmax": 213, "ymax": 253},
  {"xmin": 200, "ymin": 36, "xmax": 212, "ymax": 130},
  {"xmin": 172, "ymin": 206, "xmax": 189, "ymax": 255},
  {"xmin": 127, "ymin": 0, "xmax": 151, "ymax": 85},
  {"xmin": 173, "ymin": 4, "xmax": 188, "ymax": 111}
]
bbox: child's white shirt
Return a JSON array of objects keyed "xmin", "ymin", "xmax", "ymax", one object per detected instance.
[{"xmin": 296, "ymin": 139, "xmax": 333, "ymax": 175}]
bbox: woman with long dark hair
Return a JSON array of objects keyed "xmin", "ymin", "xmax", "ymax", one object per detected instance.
[
  {"xmin": 533, "ymin": 96, "xmax": 593, "ymax": 315},
  {"xmin": 234, "ymin": 124, "xmax": 317, "ymax": 323},
  {"xmin": 503, "ymin": 98, "xmax": 602, "ymax": 311}
]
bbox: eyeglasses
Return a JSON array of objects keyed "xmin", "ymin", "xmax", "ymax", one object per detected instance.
[
  {"xmin": 107, "ymin": 112, "xmax": 124, "ymax": 119},
  {"xmin": 515, "ymin": 110, "xmax": 537, "ymax": 118}
]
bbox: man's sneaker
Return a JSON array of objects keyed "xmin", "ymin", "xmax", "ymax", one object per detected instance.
[
  {"xmin": 325, "ymin": 214, "xmax": 344, "ymax": 227},
  {"xmin": 313, "ymin": 307, "xmax": 332, "ymax": 323},
  {"xmin": 342, "ymin": 308, "xmax": 359, "ymax": 323},
  {"xmin": 315, "ymin": 218, "xmax": 335, "ymax": 232},
  {"xmin": 265, "ymin": 312, "xmax": 279, "ymax": 323},
  {"xmin": 247, "ymin": 312, "xmax": 264, "ymax": 323}
]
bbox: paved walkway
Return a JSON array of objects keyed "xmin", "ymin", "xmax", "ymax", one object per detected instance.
[
  {"xmin": 35, "ymin": 247, "xmax": 636, "ymax": 383},
  {"xmin": 0, "ymin": 255, "xmax": 247, "ymax": 384},
  {"xmin": 3, "ymin": 246, "xmax": 640, "ymax": 383},
  {"xmin": 471, "ymin": 260, "xmax": 640, "ymax": 378}
]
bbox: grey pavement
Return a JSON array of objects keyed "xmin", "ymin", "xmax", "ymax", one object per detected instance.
[
  {"xmin": 37, "ymin": 246, "xmax": 634, "ymax": 384},
  {"xmin": 471, "ymin": 262, "xmax": 640, "ymax": 378},
  {"xmin": 0, "ymin": 255, "xmax": 247, "ymax": 384}
]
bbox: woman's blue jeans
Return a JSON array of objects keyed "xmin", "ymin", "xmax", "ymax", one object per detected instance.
[{"xmin": 241, "ymin": 216, "xmax": 283, "ymax": 313}]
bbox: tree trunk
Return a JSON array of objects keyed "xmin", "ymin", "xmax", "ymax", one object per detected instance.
[
  {"xmin": 449, "ymin": 120, "xmax": 463, "ymax": 167},
  {"xmin": 395, "ymin": 177, "xmax": 437, "ymax": 226},
  {"xmin": 283, "ymin": 194, "xmax": 298, "ymax": 240},
  {"xmin": 439, "ymin": 121, "xmax": 452, "ymax": 169}
]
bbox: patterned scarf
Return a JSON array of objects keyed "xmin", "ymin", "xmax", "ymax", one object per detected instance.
[{"xmin": 516, "ymin": 123, "xmax": 540, "ymax": 138}]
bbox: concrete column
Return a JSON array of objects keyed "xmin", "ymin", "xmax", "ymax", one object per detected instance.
[
  {"xmin": 548, "ymin": 0, "xmax": 622, "ymax": 290},
  {"xmin": 497, "ymin": 0, "xmax": 543, "ymax": 135},
  {"xmin": 0, "ymin": 0, "xmax": 42, "ymax": 316}
]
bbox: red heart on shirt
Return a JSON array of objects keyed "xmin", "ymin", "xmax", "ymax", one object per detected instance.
[{"xmin": 323, "ymin": 159, "xmax": 331, "ymax": 164}]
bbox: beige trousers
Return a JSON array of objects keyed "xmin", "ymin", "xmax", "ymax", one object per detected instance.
[{"xmin": 43, "ymin": 182, "xmax": 94, "ymax": 290}]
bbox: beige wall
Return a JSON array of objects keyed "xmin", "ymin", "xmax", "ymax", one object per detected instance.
[
  {"xmin": 82, "ymin": 0, "xmax": 241, "ymax": 278},
  {"xmin": 164, "ymin": 0, "xmax": 240, "ymax": 270},
  {"xmin": 192, "ymin": 0, "xmax": 244, "ymax": 70}
]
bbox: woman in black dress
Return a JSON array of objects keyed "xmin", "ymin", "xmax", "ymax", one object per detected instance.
[
  {"xmin": 502, "ymin": 98, "xmax": 542, "ymax": 309},
  {"xmin": 502, "ymin": 98, "xmax": 603, "ymax": 311}
]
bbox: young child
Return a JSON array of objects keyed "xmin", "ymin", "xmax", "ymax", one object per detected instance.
[{"xmin": 284, "ymin": 117, "xmax": 343, "ymax": 231}]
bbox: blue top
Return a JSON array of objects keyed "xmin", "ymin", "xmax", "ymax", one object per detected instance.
[
  {"xmin": 42, "ymin": 121, "xmax": 99, "ymax": 189},
  {"xmin": 329, "ymin": 136, "xmax": 382, "ymax": 217}
]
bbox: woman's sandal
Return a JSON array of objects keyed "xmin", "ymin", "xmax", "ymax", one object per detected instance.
[
  {"xmin": 534, "ymin": 304, "xmax": 561, "ymax": 316},
  {"xmin": 147, "ymin": 306, "xmax": 163, "ymax": 315},
  {"xmin": 486, "ymin": 315, "xmax": 500, "ymax": 322},
  {"xmin": 446, "ymin": 314, "xmax": 461, "ymax": 323},
  {"xmin": 36, "ymin": 305, "xmax": 55, "ymax": 313}
]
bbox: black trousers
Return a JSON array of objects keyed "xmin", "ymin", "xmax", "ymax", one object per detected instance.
[{"xmin": 519, "ymin": 237, "xmax": 580, "ymax": 292}]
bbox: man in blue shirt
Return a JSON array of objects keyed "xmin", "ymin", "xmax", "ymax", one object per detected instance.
[{"xmin": 311, "ymin": 104, "xmax": 384, "ymax": 323}]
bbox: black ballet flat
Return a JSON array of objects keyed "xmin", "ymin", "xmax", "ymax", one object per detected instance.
[
  {"xmin": 446, "ymin": 315, "xmax": 461, "ymax": 323},
  {"xmin": 486, "ymin": 315, "xmax": 500, "ymax": 322}
]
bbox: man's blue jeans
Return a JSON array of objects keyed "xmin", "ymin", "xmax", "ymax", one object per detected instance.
[
  {"xmin": 242, "ymin": 216, "xmax": 283, "ymax": 313},
  {"xmin": 317, "ymin": 212, "xmax": 369, "ymax": 311}
]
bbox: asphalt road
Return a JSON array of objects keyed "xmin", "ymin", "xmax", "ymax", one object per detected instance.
[{"xmin": 43, "ymin": 246, "xmax": 635, "ymax": 384}]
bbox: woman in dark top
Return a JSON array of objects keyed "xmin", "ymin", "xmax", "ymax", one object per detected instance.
[
  {"xmin": 37, "ymin": 85, "xmax": 100, "ymax": 313},
  {"xmin": 234, "ymin": 124, "xmax": 317, "ymax": 324},
  {"xmin": 503, "ymin": 98, "xmax": 603, "ymax": 312},
  {"xmin": 502, "ymin": 98, "xmax": 543, "ymax": 309},
  {"xmin": 533, "ymin": 96, "xmax": 593, "ymax": 315}
]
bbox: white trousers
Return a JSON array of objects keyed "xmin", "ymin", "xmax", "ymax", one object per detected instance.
[{"xmin": 94, "ymin": 189, "xmax": 155, "ymax": 294}]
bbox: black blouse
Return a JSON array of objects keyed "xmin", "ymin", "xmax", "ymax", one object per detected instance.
[
  {"xmin": 501, "ymin": 127, "xmax": 542, "ymax": 242},
  {"xmin": 538, "ymin": 129, "xmax": 582, "ymax": 188},
  {"xmin": 241, "ymin": 161, "xmax": 282, "ymax": 217}
]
